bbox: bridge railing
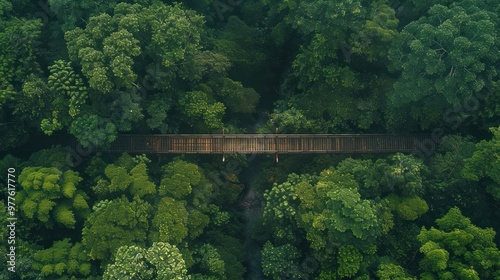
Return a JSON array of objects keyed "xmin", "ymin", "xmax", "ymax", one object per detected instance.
[{"xmin": 100, "ymin": 134, "xmax": 430, "ymax": 154}]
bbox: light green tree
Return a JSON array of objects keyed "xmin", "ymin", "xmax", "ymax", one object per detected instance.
[
  {"xmin": 94, "ymin": 161, "xmax": 156, "ymax": 199},
  {"xmin": 17, "ymin": 167, "xmax": 90, "ymax": 228},
  {"xmin": 150, "ymin": 197, "xmax": 189, "ymax": 245},
  {"xmin": 82, "ymin": 196, "xmax": 151, "ymax": 261},
  {"xmin": 417, "ymin": 207, "xmax": 500, "ymax": 279},
  {"xmin": 103, "ymin": 242, "xmax": 189, "ymax": 280},
  {"xmin": 32, "ymin": 239, "xmax": 91, "ymax": 279},
  {"xmin": 178, "ymin": 90, "xmax": 225, "ymax": 130},
  {"xmin": 160, "ymin": 160, "xmax": 202, "ymax": 199},
  {"xmin": 376, "ymin": 262, "xmax": 416, "ymax": 280}
]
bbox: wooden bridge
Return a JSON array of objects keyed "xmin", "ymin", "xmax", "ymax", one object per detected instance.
[{"xmin": 100, "ymin": 134, "xmax": 430, "ymax": 156}]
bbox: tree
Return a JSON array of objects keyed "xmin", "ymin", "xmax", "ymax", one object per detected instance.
[
  {"xmin": 205, "ymin": 230, "xmax": 246, "ymax": 279},
  {"xmin": 103, "ymin": 242, "xmax": 189, "ymax": 280},
  {"xmin": 0, "ymin": 4, "xmax": 43, "ymax": 149},
  {"xmin": 0, "ymin": 9, "xmax": 42, "ymax": 107},
  {"xmin": 215, "ymin": 16, "xmax": 265, "ymax": 66},
  {"xmin": 32, "ymin": 239, "xmax": 91, "ymax": 279},
  {"xmin": 263, "ymin": 174, "xmax": 306, "ymax": 243},
  {"xmin": 212, "ymin": 77, "xmax": 260, "ymax": 114},
  {"xmin": 337, "ymin": 245, "xmax": 363, "ymax": 278},
  {"xmin": 387, "ymin": 0, "xmax": 499, "ymax": 129},
  {"xmin": 194, "ymin": 244, "xmax": 226, "ymax": 279},
  {"xmin": 93, "ymin": 156, "xmax": 156, "ymax": 199},
  {"xmin": 178, "ymin": 90, "xmax": 225, "ymax": 131},
  {"xmin": 462, "ymin": 126, "xmax": 500, "ymax": 202},
  {"xmin": 262, "ymin": 0, "xmax": 399, "ymax": 132},
  {"xmin": 417, "ymin": 207, "xmax": 500, "ymax": 279},
  {"xmin": 46, "ymin": 60, "xmax": 88, "ymax": 120},
  {"xmin": 160, "ymin": 160, "xmax": 202, "ymax": 199},
  {"xmin": 62, "ymin": 2, "xmax": 213, "ymax": 135},
  {"xmin": 17, "ymin": 166, "xmax": 90, "ymax": 229},
  {"xmin": 150, "ymin": 197, "xmax": 189, "ymax": 245},
  {"xmin": 82, "ymin": 196, "xmax": 151, "ymax": 261},
  {"xmin": 261, "ymin": 241, "xmax": 301, "ymax": 280},
  {"xmin": 376, "ymin": 261, "xmax": 416, "ymax": 280}
]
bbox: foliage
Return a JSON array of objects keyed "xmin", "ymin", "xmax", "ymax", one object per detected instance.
[
  {"xmin": 3, "ymin": 0, "xmax": 500, "ymax": 278},
  {"xmin": 95, "ymin": 159, "xmax": 156, "ymax": 199},
  {"xmin": 337, "ymin": 245, "xmax": 363, "ymax": 278},
  {"xmin": 32, "ymin": 239, "xmax": 91, "ymax": 279},
  {"xmin": 205, "ymin": 231, "xmax": 246, "ymax": 279},
  {"xmin": 160, "ymin": 160, "xmax": 202, "ymax": 199},
  {"xmin": 82, "ymin": 196, "xmax": 151, "ymax": 261},
  {"xmin": 387, "ymin": 0, "xmax": 499, "ymax": 129},
  {"xmin": 417, "ymin": 207, "xmax": 500, "ymax": 279},
  {"xmin": 150, "ymin": 197, "xmax": 189, "ymax": 244},
  {"xmin": 103, "ymin": 242, "xmax": 189, "ymax": 280},
  {"xmin": 178, "ymin": 90, "xmax": 225, "ymax": 130},
  {"xmin": 463, "ymin": 126, "xmax": 500, "ymax": 201},
  {"xmin": 17, "ymin": 166, "xmax": 89, "ymax": 228},
  {"xmin": 213, "ymin": 77, "xmax": 260, "ymax": 113},
  {"xmin": 261, "ymin": 241, "xmax": 301, "ymax": 280},
  {"xmin": 376, "ymin": 262, "xmax": 416, "ymax": 280},
  {"xmin": 69, "ymin": 114, "xmax": 117, "ymax": 148},
  {"xmin": 195, "ymin": 244, "xmax": 226, "ymax": 279}
]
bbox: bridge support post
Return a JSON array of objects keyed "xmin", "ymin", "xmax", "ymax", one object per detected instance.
[
  {"xmin": 222, "ymin": 128, "xmax": 225, "ymax": 162},
  {"xmin": 275, "ymin": 128, "xmax": 279, "ymax": 163}
]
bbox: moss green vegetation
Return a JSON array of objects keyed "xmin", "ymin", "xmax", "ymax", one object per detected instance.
[{"xmin": 0, "ymin": 0, "xmax": 499, "ymax": 279}]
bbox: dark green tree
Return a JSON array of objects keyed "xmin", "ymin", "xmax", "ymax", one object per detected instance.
[
  {"xmin": 462, "ymin": 126, "xmax": 500, "ymax": 202},
  {"xmin": 261, "ymin": 241, "xmax": 301, "ymax": 280},
  {"xmin": 387, "ymin": 0, "xmax": 499, "ymax": 129}
]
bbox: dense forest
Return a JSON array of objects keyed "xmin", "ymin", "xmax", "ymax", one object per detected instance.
[{"xmin": 1, "ymin": 0, "xmax": 500, "ymax": 279}]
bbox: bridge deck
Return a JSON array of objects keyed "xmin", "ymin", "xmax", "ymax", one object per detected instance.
[{"xmin": 101, "ymin": 134, "xmax": 429, "ymax": 154}]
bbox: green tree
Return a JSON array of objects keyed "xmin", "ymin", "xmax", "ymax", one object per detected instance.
[
  {"xmin": 205, "ymin": 230, "xmax": 246, "ymax": 279},
  {"xmin": 195, "ymin": 244, "xmax": 226, "ymax": 279},
  {"xmin": 387, "ymin": 0, "xmax": 499, "ymax": 129},
  {"xmin": 94, "ymin": 157, "xmax": 156, "ymax": 199},
  {"xmin": 376, "ymin": 261, "xmax": 416, "ymax": 280},
  {"xmin": 69, "ymin": 114, "xmax": 117, "ymax": 148},
  {"xmin": 82, "ymin": 196, "xmax": 151, "ymax": 261},
  {"xmin": 103, "ymin": 242, "xmax": 189, "ymax": 280},
  {"xmin": 212, "ymin": 77, "xmax": 260, "ymax": 114},
  {"xmin": 160, "ymin": 160, "xmax": 202, "ymax": 199},
  {"xmin": 0, "ymin": 5, "xmax": 43, "ymax": 148},
  {"xmin": 150, "ymin": 197, "xmax": 189, "ymax": 245},
  {"xmin": 263, "ymin": 0, "xmax": 399, "ymax": 132},
  {"xmin": 17, "ymin": 167, "xmax": 90, "ymax": 228},
  {"xmin": 62, "ymin": 2, "xmax": 213, "ymax": 135},
  {"xmin": 178, "ymin": 90, "xmax": 225, "ymax": 130},
  {"xmin": 417, "ymin": 207, "xmax": 500, "ymax": 279},
  {"xmin": 32, "ymin": 239, "xmax": 91, "ymax": 279},
  {"xmin": 462, "ymin": 126, "xmax": 500, "ymax": 202},
  {"xmin": 261, "ymin": 241, "xmax": 301, "ymax": 280},
  {"xmin": 337, "ymin": 245, "xmax": 363, "ymax": 278}
]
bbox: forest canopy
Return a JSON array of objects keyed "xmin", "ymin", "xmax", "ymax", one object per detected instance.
[{"xmin": 0, "ymin": 0, "xmax": 499, "ymax": 279}]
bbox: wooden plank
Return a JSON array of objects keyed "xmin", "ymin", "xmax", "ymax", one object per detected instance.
[{"xmin": 100, "ymin": 134, "xmax": 431, "ymax": 154}]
